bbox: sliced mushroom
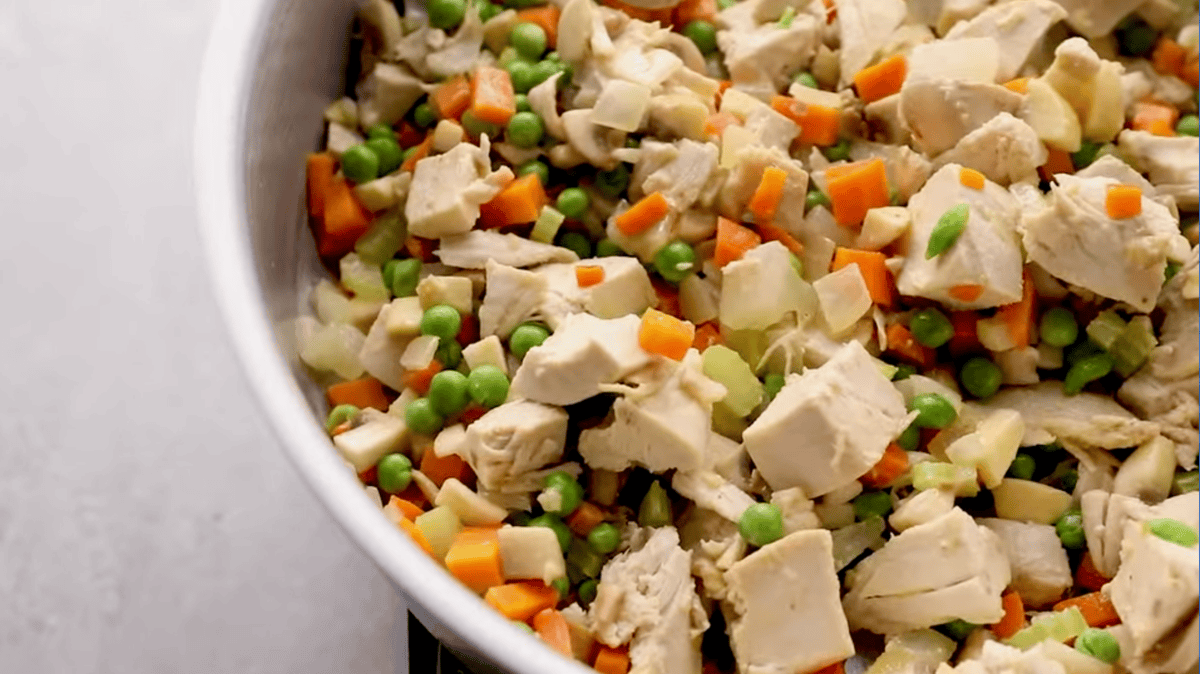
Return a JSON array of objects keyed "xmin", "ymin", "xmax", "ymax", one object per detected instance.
[{"xmin": 561, "ymin": 109, "xmax": 624, "ymax": 170}]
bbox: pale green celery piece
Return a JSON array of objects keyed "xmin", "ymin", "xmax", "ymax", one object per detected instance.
[
  {"xmin": 530, "ymin": 205, "xmax": 565, "ymax": 243},
  {"xmin": 778, "ymin": 6, "xmax": 796, "ymax": 26},
  {"xmin": 702, "ymin": 345, "xmax": 764, "ymax": 417},
  {"xmin": 912, "ymin": 462, "xmax": 979, "ymax": 497},
  {"xmin": 354, "ymin": 209, "xmax": 407, "ymax": 265},
  {"xmin": 339, "ymin": 252, "xmax": 390, "ymax": 301},
  {"xmin": 1173, "ymin": 469, "xmax": 1200, "ymax": 495},
  {"xmin": 1085, "ymin": 310, "xmax": 1127, "ymax": 350},
  {"xmin": 1007, "ymin": 607, "xmax": 1087, "ymax": 649},
  {"xmin": 830, "ymin": 516, "xmax": 886, "ymax": 571},
  {"xmin": 722, "ymin": 328, "xmax": 769, "ymax": 371},
  {"xmin": 877, "ymin": 361, "xmax": 899, "ymax": 380},
  {"xmin": 1109, "ymin": 315, "xmax": 1157, "ymax": 377}
]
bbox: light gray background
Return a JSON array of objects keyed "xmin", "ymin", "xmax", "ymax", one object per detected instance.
[{"xmin": 0, "ymin": 1, "xmax": 407, "ymax": 671}]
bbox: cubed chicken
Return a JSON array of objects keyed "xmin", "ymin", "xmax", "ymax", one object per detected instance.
[
  {"xmin": 943, "ymin": 0, "xmax": 1066, "ymax": 81},
  {"xmin": 1081, "ymin": 490, "xmax": 1198, "ymax": 578},
  {"xmin": 640, "ymin": 140, "xmax": 721, "ymax": 213},
  {"xmin": 718, "ymin": 15, "xmax": 822, "ymax": 98},
  {"xmin": 717, "ymin": 146, "xmax": 810, "ymax": 235},
  {"xmin": 457, "ymin": 400, "xmax": 569, "ymax": 492},
  {"xmin": 743, "ymin": 341, "xmax": 910, "ymax": 497},
  {"xmin": 900, "ymin": 80, "xmax": 1022, "ymax": 156},
  {"xmin": 981, "ymin": 381, "xmax": 1161, "ymax": 450},
  {"xmin": 843, "ymin": 508, "xmax": 1011, "ymax": 634},
  {"xmin": 496, "ymin": 525, "xmax": 566, "ymax": 584},
  {"xmin": 358, "ymin": 302, "xmax": 414, "ymax": 391},
  {"xmin": 719, "ymin": 241, "xmax": 810, "ymax": 331},
  {"xmin": 671, "ymin": 470, "xmax": 756, "ymax": 524},
  {"xmin": 835, "ymin": 0, "xmax": 906, "ymax": 87},
  {"xmin": 355, "ymin": 62, "xmax": 426, "ymax": 128},
  {"xmin": 1118, "ymin": 130, "xmax": 1200, "ymax": 211},
  {"xmin": 934, "ymin": 113, "xmax": 1048, "ymax": 186},
  {"xmin": 897, "ymin": 163, "xmax": 1025, "ymax": 309},
  {"xmin": 435, "ymin": 230, "xmax": 579, "ymax": 269},
  {"xmin": 978, "ymin": 519, "xmax": 1072, "ymax": 608},
  {"xmin": 723, "ymin": 529, "xmax": 856, "ymax": 674},
  {"xmin": 510, "ymin": 313, "xmax": 649, "ymax": 406},
  {"xmin": 333, "ymin": 408, "xmax": 410, "ymax": 472},
  {"xmin": 1047, "ymin": 0, "xmax": 1145, "ymax": 38},
  {"xmin": 405, "ymin": 142, "xmax": 513, "ymax": 239}
]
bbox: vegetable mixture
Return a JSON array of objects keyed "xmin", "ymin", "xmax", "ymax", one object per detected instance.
[{"xmin": 296, "ymin": 0, "xmax": 1200, "ymax": 671}]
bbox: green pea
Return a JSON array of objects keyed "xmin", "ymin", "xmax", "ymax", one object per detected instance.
[
  {"xmin": 549, "ymin": 576, "xmax": 570, "ymax": 599},
  {"xmin": 412, "ymin": 102, "xmax": 437, "ymax": 129},
  {"xmin": 960, "ymin": 357, "xmax": 1002, "ymax": 399},
  {"xmin": 577, "ymin": 579, "xmax": 599, "ymax": 606},
  {"xmin": 595, "ymin": 238, "xmax": 623, "ymax": 257},
  {"xmin": 1055, "ymin": 508, "xmax": 1086, "ymax": 549},
  {"xmin": 587, "ymin": 522, "xmax": 621, "ymax": 554},
  {"xmin": 1063, "ymin": 352, "xmax": 1113, "ymax": 395},
  {"xmin": 794, "ymin": 72, "xmax": 818, "ymax": 89},
  {"xmin": 325, "ymin": 404, "xmax": 359, "ymax": 432},
  {"xmin": 365, "ymin": 137, "xmax": 403, "ymax": 176},
  {"xmin": 926, "ymin": 203, "xmax": 969, "ymax": 259},
  {"xmin": 558, "ymin": 231, "xmax": 592, "ymax": 259},
  {"xmin": 638, "ymin": 481, "xmax": 672, "ymax": 528},
  {"xmin": 595, "ymin": 164, "xmax": 630, "ymax": 198},
  {"xmin": 1176, "ymin": 114, "xmax": 1200, "ymax": 137},
  {"xmin": 341, "ymin": 144, "xmax": 381, "ymax": 183},
  {"xmin": 365, "ymin": 124, "xmax": 395, "ymax": 140},
  {"xmin": 506, "ymin": 111, "xmax": 544, "ymax": 148},
  {"xmin": 510, "ymin": 22, "xmax": 548, "ymax": 60},
  {"xmin": 908, "ymin": 393, "xmax": 957, "ymax": 429},
  {"xmin": 653, "ymin": 241, "xmax": 697, "ymax": 283},
  {"xmin": 763, "ymin": 373, "xmax": 785, "ymax": 401},
  {"xmin": 1166, "ymin": 261, "xmax": 1182, "ymax": 281},
  {"xmin": 509, "ymin": 322, "xmax": 550, "ymax": 360},
  {"xmin": 789, "ymin": 253, "xmax": 803, "ymax": 276},
  {"xmin": 478, "ymin": 1, "xmax": 502, "ymax": 22},
  {"xmin": 717, "ymin": 0, "xmax": 737, "ymax": 8},
  {"xmin": 467, "ymin": 365, "xmax": 509, "ymax": 408},
  {"xmin": 556, "ymin": 187, "xmax": 590, "ymax": 219},
  {"xmin": 428, "ymin": 370, "xmax": 470, "ymax": 417},
  {"xmin": 513, "ymin": 619, "xmax": 534, "ymax": 633},
  {"xmin": 506, "ymin": 59, "xmax": 539, "ymax": 94},
  {"xmin": 1075, "ymin": 628, "xmax": 1121, "ymax": 664},
  {"xmin": 939, "ymin": 620, "xmax": 977, "ymax": 641},
  {"xmin": 682, "ymin": 20, "xmax": 718, "ymax": 55},
  {"xmin": 1173, "ymin": 469, "xmax": 1199, "ymax": 495},
  {"xmin": 895, "ymin": 423, "xmax": 920, "ymax": 451},
  {"xmin": 909, "ymin": 308, "xmax": 954, "ymax": 348},
  {"xmin": 427, "ymin": 0, "xmax": 466, "ymax": 29},
  {"xmin": 514, "ymin": 93, "xmax": 532, "ymax": 113},
  {"xmin": 405, "ymin": 398, "xmax": 444, "ymax": 435},
  {"xmin": 461, "ymin": 110, "xmax": 500, "ymax": 139},
  {"xmin": 805, "ymin": 188, "xmax": 830, "ymax": 211},
  {"xmin": 376, "ymin": 453, "xmax": 413, "ymax": 494},
  {"xmin": 738, "ymin": 502, "xmax": 784, "ymax": 547},
  {"xmin": 1071, "ymin": 141, "xmax": 1102, "ymax": 170},
  {"xmin": 823, "ymin": 138, "xmax": 851, "ymax": 162},
  {"xmin": 892, "ymin": 364, "xmax": 916, "ymax": 381},
  {"xmin": 516, "ymin": 159, "xmax": 549, "ymax": 185},
  {"xmin": 542, "ymin": 471, "xmax": 584, "ymax": 516},
  {"xmin": 435, "ymin": 338, "xmax": 462, "ymax": 370},
  {"xmin": 1007, "ymin": 453, "xmax": 1036, "ymax": 480},
  {"xmin": 1116, "ymin": 18, "xmax": 1157, "ymax": 57},
  {"xmin": 420, "ymin": 305, "xmax": 462, "ymax": 340},
  {"xmin": 528, "ymin": 513, "xmax": 572, "ymax": 552},
  {"xmin": 1039, "ymin": 307, "xmax": 1079, "ymax": 348},
  {"xmin": 383, "ymin": 258, "xmax": 421, "ymax": 297},
  {"xmin": 1146, "ymin": 518, "xmax": 1199, "ymax": 547},
  {"xmin": 852, "ymin": 492, "xmax": 892, "ymax": 521}
]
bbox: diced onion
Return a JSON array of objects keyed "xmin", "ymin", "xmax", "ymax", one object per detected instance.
[
  {"xmin": 340, "ymin": 252, "xmax": 390, "ymax": 301},
  {"xmin": 400, "ymin": 334, "xmax": 440, "ymax": 370},
  {"xmin": 299, "ymin": 322, "xmax": 366, "ymax": 380},
  {"xmin": 813, "ymin": 264, "xmax": 873, "ymax": 335},
  {"xmin": 830, "ymin": 516, "xmax": 886, "ymax": 571}
]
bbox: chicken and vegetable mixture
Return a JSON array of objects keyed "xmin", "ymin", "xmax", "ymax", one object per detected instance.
[{"xmin": 295, "ymin": 0, "xmax": 1200, "ymax": 670}]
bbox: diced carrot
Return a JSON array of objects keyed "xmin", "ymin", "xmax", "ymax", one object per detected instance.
[
  {"xmin": 1002, "ymin": 78, "xmax": 1029, "ymax": 94},
  {"xmin": 470, "ymin": 66, "xmax": 517, "ymax": 127},
  {"xmin": 405, "ymin": 234, "xmax": 440, "ymax": 262},
  {"xmin": 318, "ymin": 177, "xmax": 373, "ymax": 257},
  {"xmin": 770, "ymin": 96, "xmax": 840, "ymax": 146},
  {"xmin": 532, "ymin": 608, "xmax": 573, "ymax": 657},
  {"xmin": 714, "ymin": 217, "xmax": 762, "ymax": 267},
  {"xmin": 359, "ymin": 465, "xmax": 378, "ymax": 484},
  {"xmin": 456, "ymin": 312, "xmax": 479, "ymax": 347},
  {"xmin": 704, "ymin": 111, "xmax": 739, "ymax": 139},
  {"xmin": 332, "ymin": 421, "xmax": 353, "ymax": 437},
  {"xmin": 948, "ymin": 284, "xmax": 985, "ymax": 303},
  {"xmin": 445, "ymin": 527, "xmax": 505, "ymax": 594},
  {"xmin": 692, "ymin": 321, "xmax": 724, "ymax": 351},
  {"xmin": 1106, "ymin": 184, "xmax": 1142, "ymax": 219},
  {"xmin": 831, "ymin": 247, "xmax": 895, "ymax": 307},
  {"xmin": 400, "ymin": 134, "xmax": 433, "ymax": 173},
  {"xmin": 459, "ymin": 405, "xmax": 488, "ymax": 426},
  {"xmin": 484, "ymin": 581, "xmax": 561, "ymax": 622},
  {"xmin": 947, "ymin": 310, "xmax": 982, "ymax": 356},
  {"xmin": 673, "ymin": 0, "xmax": 716, "ymax": 25},
  {"xmin": 638, "ymin": 309, "xmax": 695, "ymax": 361},
  {"xmin": 516, "ymin": 5, "xmax": 561, "ymax": 48},
  {"xmin": 1075, "ymin": 552, "xmax": 1110, "ymax": 592},
  {"xmin": 1053, "ymin": 592, "xmax": 1120, "ymax": 628},
  {"xmin": 402, "ymin": 359, "xmax": 443, "ymax": 395},
  {"xmin": 397, "ymin": 121, "xmax": 425, "ymax": 149},
  {"xmin": 479, "ymin": 174, "xmax": 548, "ymax": 229},
  {"xmin": 853, "ymin": 54, "xmax": 906, "ymax": 104},
  {"xmin": 575, "ymin": 265, "xmax": 605, "ymax": 287},
  {"xmin": 652, "ymin": 279, "xmax": 682, "ymax": 317},
  {"xmin": 1152, "ymin": 37, "xmax": 1188, "ymax": 77},
  {"xmin": 1180, "ymin": 48, "xmax": 1199, "ymax": 88},
  {"xmin": 420, "ymin": 449, "xmax": 475, "ymax": 488},
  {"xmin": 825, "ymin": 158, "xmax": 889, "ymax": 227},
  {"xmin": 614, "ymin": 191, "xmax": 671, "ymax": 236},
  {"xmin": 432, "ymin": 74, "xmax": 471, "ymax": 121},
  {"xmin": 307, "ymin": 153, "xmax": 336, "ymax": 220},
  {"xmin": 327, "ymin": 377, "xmax": 391, "ymax": 411},
  {"xmin": 715, "ymin": 80, "xmax": 732, "ymax": 108},
  {"xmin": 860, "ymin": 443, "xmax": 909, "ymax": 488},
  {"xmin": 387, "ymin": 496, "xmax": 425, "ymax": 521},
  {"xmin": 959, "ymin": 167, "xmax": 986, "ymax": 190},
  {"xmin": 995, "ymin": 268, "xmax": 1035, "ymax": 348},
  {"xmin": 885, "ymin": 323, "xmax": 935, "ymax": 369},
  {"xmin": 755, "ymin": 221, "xmax": 804, "ymax": 256},
  {"xmin": 990, "ymin": 590, "xmax": 1025, "ymax": 640},
  {"xmin": 396, "ymin": 481, "xmax": 430, "ymax": 508},
  {"xmin": 747, "ymin": 166, "xmax": 788, "ymax": 224},
  {"xmin": 1038, "ymin": 145, "xmax": 1074, "ymax": 182},
  {"xmin": 811, "ymin": 660, "xmax": 846, "ymax": 674},
  {"xmin": 1131, "ymin": 99, "xmax": 1179, "ymax": 136},
  {"xmin": 566, "ymin": 502, "xmax": 608, "ymax": 537},
  {"xmin": 593, "ymin": 646, "xmax": 631, "ymax": 674},
  {"xmin": 398, "ymin": 517, "xmax": 435, "ymax": 556},
  {"xmin": 601, "ymin": 0, "xmax": 673, "ymax": 23}
]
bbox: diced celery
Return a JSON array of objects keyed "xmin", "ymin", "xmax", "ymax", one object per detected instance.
[
  {"xmin": 1108, "ymin": 315, "xmax": 1157, "ymax": 377},
  {"xmin": 313, "ymin": 278, "xmax": 353, "ymax": 325},
  {"xmin": 722, "ymin": 329, "xmax": 769, "ymax": 371},
  {"xmin": 299, "ymin": 322, "xmax": 366, "ymax": 380},
  {"xmin": 1085, "ymin": 310, "xmax": 1127, "ymax": 351},
  {"xmin": 354, "ymin": 209, "xmax": 407, "ymax": 265},
  {"xmin": 414, "ymin": 505, "xmax": 463, "ymax": 561},
  {"xmin": 877, "ymin": 361, "xmax": 899, "ymax": 380},
  {"xmin": 1007, "ymin": 607, "xmax": 1088, "ymax": 649},
  {"xmin": 567, "ymin": 537, "xmax": 605, "ymax": 578},
  {"xmin": 912, "ymin": 462, "xmax": 979, "ymax": 497},
  {"xmin": 866, "ymin": 630, "xmax": 957, "ymax": 674},
  {"xmin": 340, "ymin": 252, "xmax": 390, "ymax": 301},
  {"xmin": 712, "ymin": 401, "xmax": 749, "ymax": 440},
  {"xmin": 530, "ymin": 205, "xmax": 565, "ymax": 243},
  {"xmin": 702, "ymin": 345, "xmax": 765, "ymax": 417},
  {"xmin": 1173, "ymin": 470, "xmax": 1200, "ymax": 495},
  {"xmin": 830, "ymin": 516, "xmax": 886, "ymax": 571}
]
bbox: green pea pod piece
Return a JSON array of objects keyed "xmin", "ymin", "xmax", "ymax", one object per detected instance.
[
  {"xmin": 1145, "ymin": 518, "xmax": 1200, "ymax": 547},
  {"xmin": 1063, "ymin": 352, "xmax": 1113, "ymax": 395},
  {"xmin": 638, "ymin": 481, "xmax": 672, "ymax": 528},
  {"xmin": 926, "ymin": 203, "xmax": 969, "ymax": 259}
]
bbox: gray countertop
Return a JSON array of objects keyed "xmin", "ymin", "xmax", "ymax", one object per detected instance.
[{"xmin": 0, "ymin": 1, "xmax": 405, "ymax": 671}]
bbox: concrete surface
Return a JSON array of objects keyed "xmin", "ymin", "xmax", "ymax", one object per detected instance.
[{"xmin": 0, "ymin": 1, "xmax": 407, "ymax": 671}]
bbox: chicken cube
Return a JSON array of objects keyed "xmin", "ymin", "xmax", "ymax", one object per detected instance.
[
  {"xmin": 835, "ymin": 0, "xmax": 906, "ymax": 87},
  {"xmin": 1118, "ymin": 130, "xmax": 1200, "ymax": 211},
  {"xmin": 457, "ymin": 400, "xmax": 569, "ymax": 492},
  {"xmin": 435, "ymin": 230, "xmax": 579, "ymax": 269},
  {"xmin": 934, "ymin": 113, "xmax": 1048, "ymax": 186},
  {"xmin": 405, "ymin": 142, "xmax": 512, "ymax": 239},
  {"xmin": 901, "ymin": 80, "xmax": 1022, "ymax": 156},
  {"xmin": 510, "ymin": 313, "xmax": 649, "ymax": 406},
  {"xmin": 497, "ymin": 525, "xmax": 566, "ymax": 584},
  {"xmin": 943, "ymin": 0, "xmax": 1066, "ymax": 81},
  {"xmin": 355, "ymin": 62, "xmax": 426, "ymax": 128},
  {"xmin": 978, "ymin": 519, "xmax": 1072, "ymax": 608}
]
